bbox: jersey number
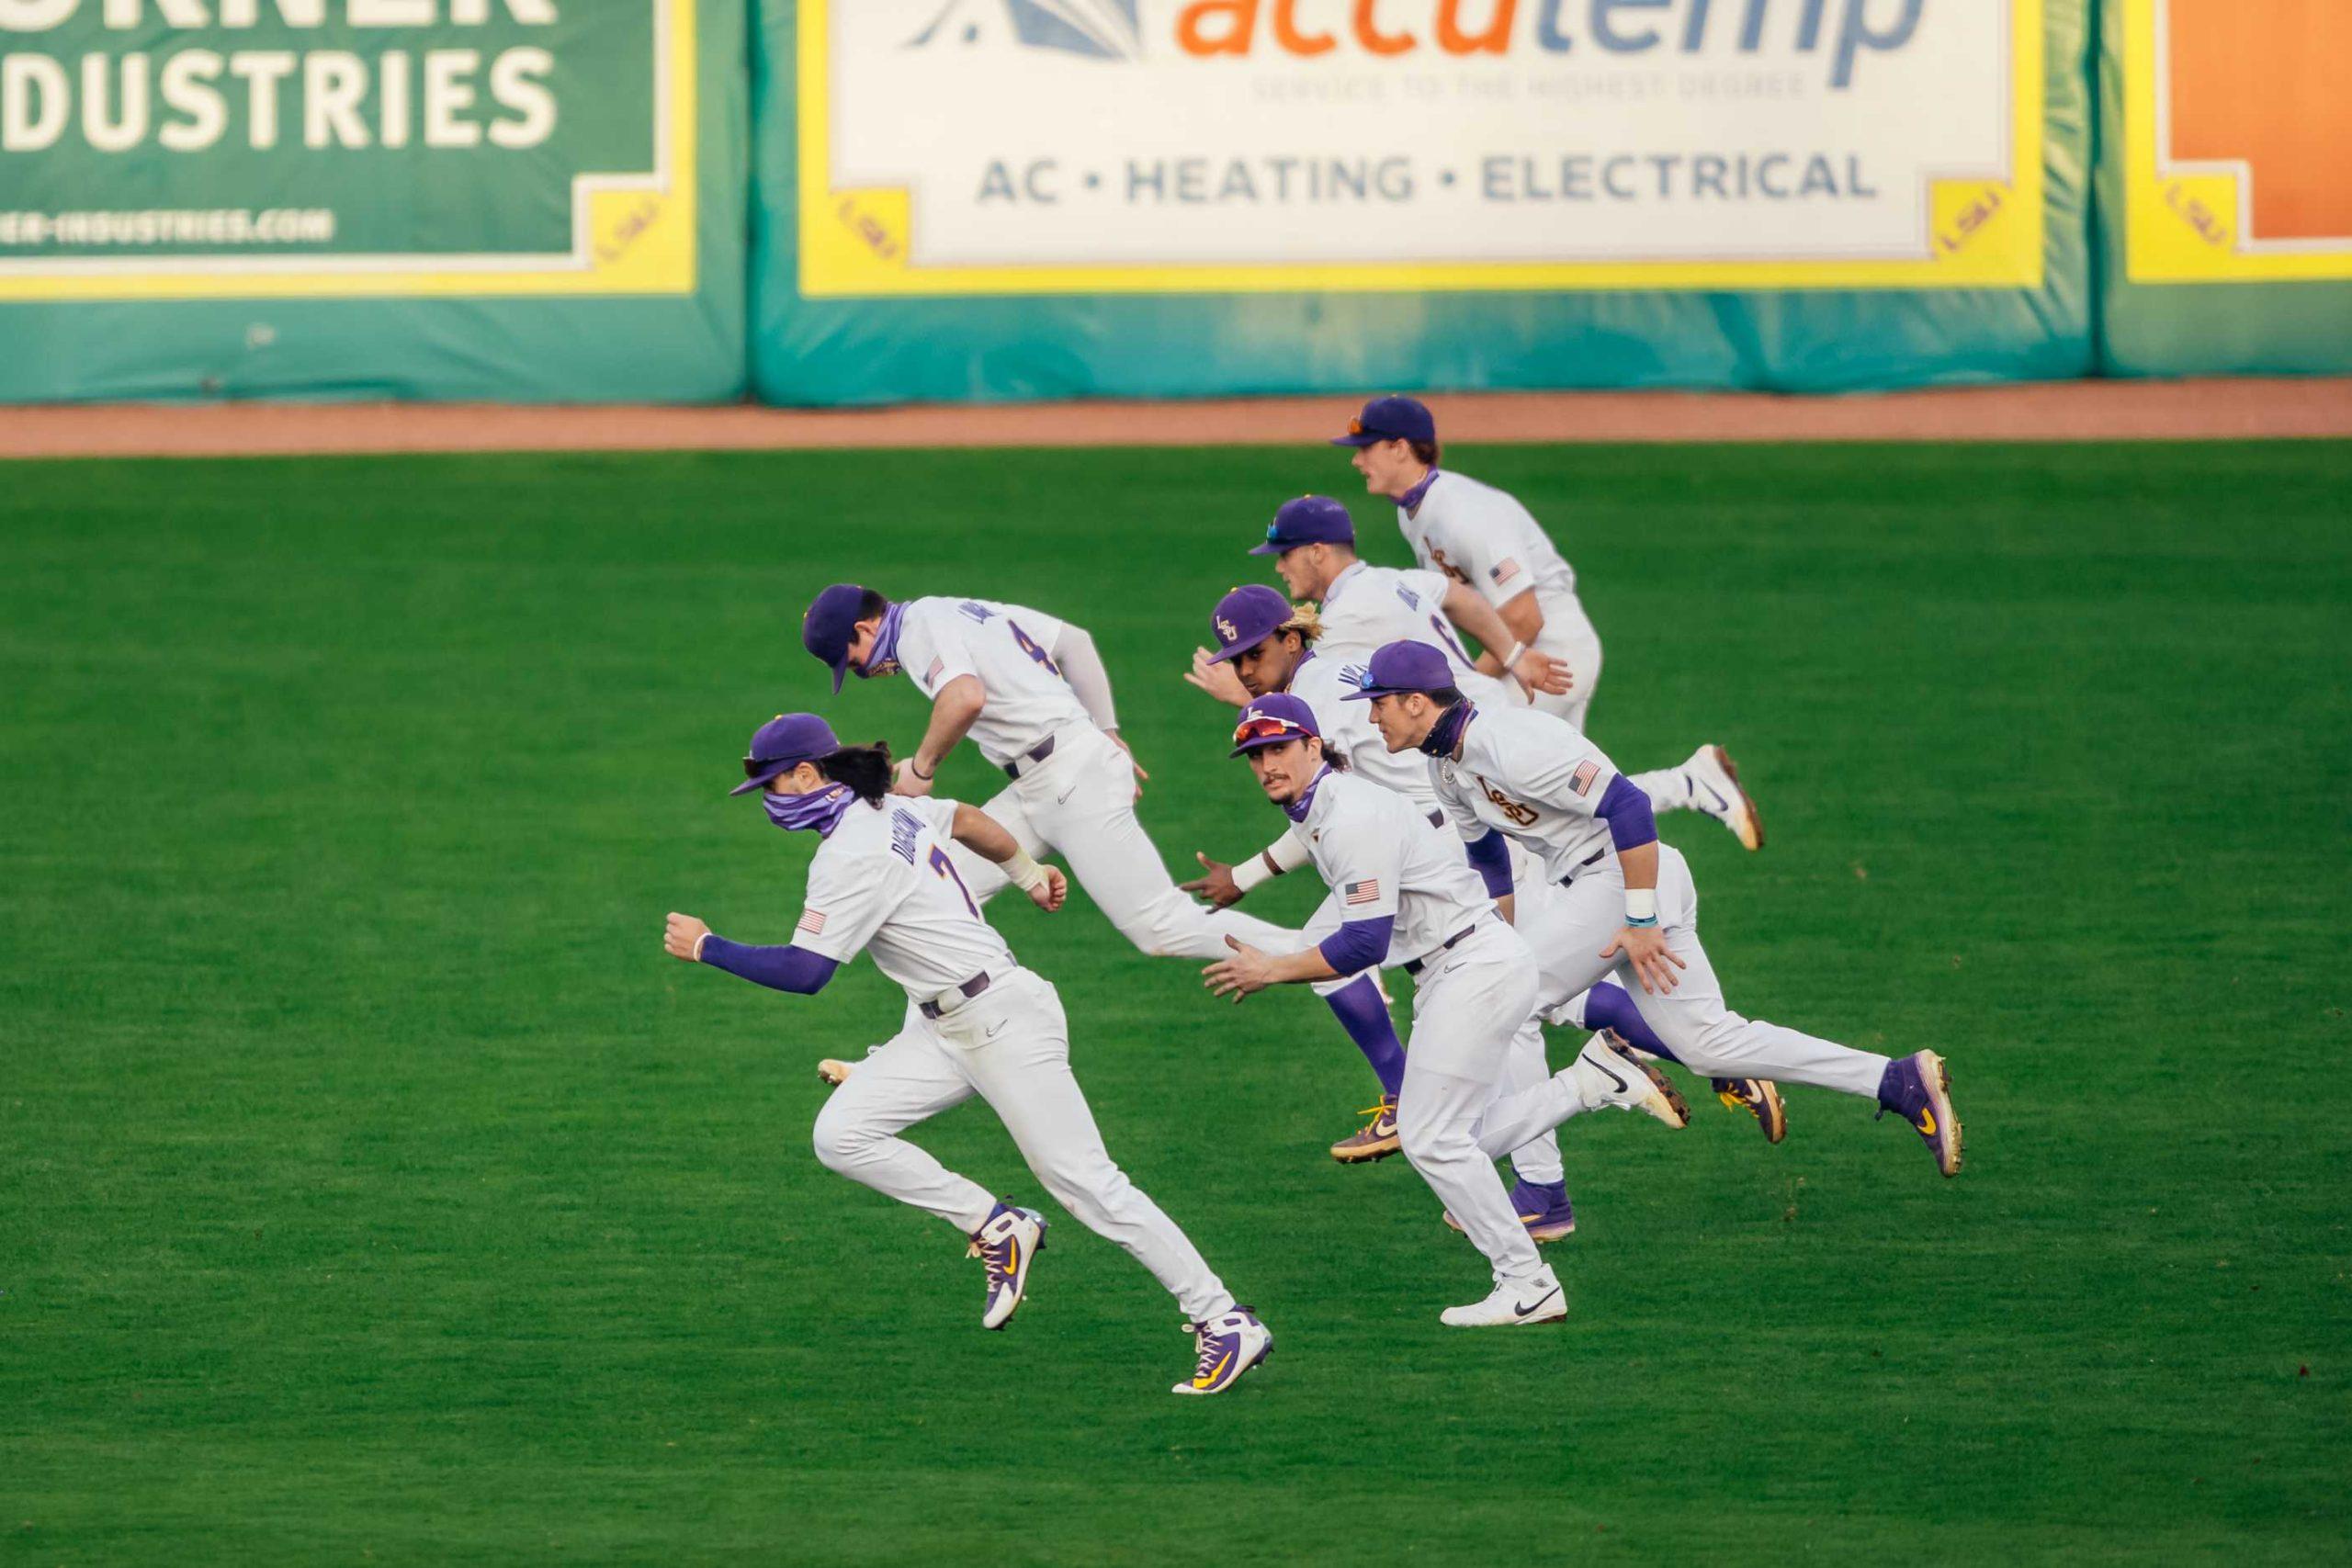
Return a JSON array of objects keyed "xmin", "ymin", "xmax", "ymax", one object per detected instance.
[
  {"xmin": 928, "ymin": 846, "xmax": 981, "ymax": 917},
  {"xmin": 1008, "ymin": 621, "xmax": 1061, "ymax": 676}
]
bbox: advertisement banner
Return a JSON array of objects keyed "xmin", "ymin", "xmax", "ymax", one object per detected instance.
[
  {"xmin": 755, "ymin": 0, "xmax": 2090, "ymax": 403},
  {"xmin": 0, "ymin": 0, "xmax": 744, "ymax": 400},
  {"xmin": 2099, "ymin": 0, "xmax": 2352, "ymax": 375},
  {"xmin": 799, "ymin": 0, "xmax": 2043, "ymax": 297}
]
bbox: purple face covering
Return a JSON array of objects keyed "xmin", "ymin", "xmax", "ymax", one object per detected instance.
[
  {"xmin": 862, "ymin": 601, "xmax": 910, "ymax": 677},
  {"xmin": 763, "ymin": 782, "xmax": 855, "ymax": 837}
]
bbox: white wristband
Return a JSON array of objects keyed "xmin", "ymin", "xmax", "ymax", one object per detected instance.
[
  {"xmin": 1623, "ymin": 888, "xmax": 1658, "ymax": 927},
  {"xmin": 1002, "ymin": 847, "xmax": 1048, "ymax": 893},
  {"xmin": 1231, "ymin": 850, "xmax": 1283, "ymax": 894},
  {"xmin": 1503, "ymin": 641, "xmax": 1527, "ymax": 666},
  {"xmin": 692, "ymin": 931, "xmax": 710, "ymax": 961}
]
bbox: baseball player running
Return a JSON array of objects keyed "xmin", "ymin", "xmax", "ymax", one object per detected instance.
[
  {"xmin": 800, "ymin": 582, "xmax": 1297, "ymax": 961},
  {"xmin": 1202, "ymin": 694, "xmax": 1685, "ymax": 1326},
  {"xmin": 1182, "ymin": 584, "xmax": 1781, "ymax": 1209},
  {"xmin": 1332, "ymin": 400, "xmax": 1763, "ymax": 851},
  {"xmin": 1347, "ymin": 639, "xmax": 1964, "ymax": 1179},
  {"xmin": 662, "ymin": 712, "xmax": 1272, "ymax": 1396}
]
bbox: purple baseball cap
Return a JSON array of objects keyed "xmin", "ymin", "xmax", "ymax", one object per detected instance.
[
  {"xmin": 1249, "ymin": 495, "xmax": 1355, "ymax": 557},
  {"xmin": 1229, "ymin": 693, "xmax": 1323, "ymax": 758},
  {"xmin": 1340, "ymin": 639, "xmax": 1456, "ymax": 701},
  {"xmin": 731, "ymin": 712, "xmax": 842, "ymax": 795},
  {"xmin": 1329, "ymin": 394, "xmax": 1436, "ymax": 448},
  {"xmin": 802, "ymin": 582, "xmax": 877, "ymax": 694},
  {"xmin": 1205, "ymin": 584, "xmax": 1296, "ymax": 664}
]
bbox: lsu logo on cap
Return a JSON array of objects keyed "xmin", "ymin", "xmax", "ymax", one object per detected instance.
[{"xmin": 1216, "ymin": 615, "xmax": 1239, "ymax": 642}]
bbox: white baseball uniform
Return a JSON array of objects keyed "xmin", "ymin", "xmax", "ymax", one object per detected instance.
[
  {"xmin": 1396, "ymin": 470, "xmax": 1604, "ymax": 728},
  {"xmin": 801, "ymin": 794, "xmax": 1237, "ymax": 1322},
  {"xmin": 1284, "ymin": 766, "xmax": 1552, "ymax": 1285},
  {"xmin": 1430, "ymin": 704, "xmax": 1892, "ymax": 1111},
  {"xmin": 1276, "ymin": 649, "xmax": 1564, "ymax": 1187},
  {"xmin": 897, "ymin": 595, "xmax": 1296, "ymax": 960}
]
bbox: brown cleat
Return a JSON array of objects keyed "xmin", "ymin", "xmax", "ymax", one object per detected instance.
[
  {"xmin": 1686, "ymin": 744, "xmax": 1764, "ymax": 852},
  {"xmin": 1330, "ymin": 1096, "xmax": 1401, "ymax": 1163},
  {"xmin": 1713, "ymin": 1077, "xmax": 1787, "ymax": 1144}
]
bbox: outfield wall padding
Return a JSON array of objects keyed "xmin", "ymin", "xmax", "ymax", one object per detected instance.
[
  {"xmin": 0, "ymin": 2, "xmax": 746, "ymax": 403},
  {"xmin": 2094, "ymin": 0, "xmax": 2352, "ymax": 378},
  {"xmin": 750, "ymin": 0, "xmax": 2095, "ymax": 405}
]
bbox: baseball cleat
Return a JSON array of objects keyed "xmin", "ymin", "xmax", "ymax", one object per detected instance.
[
  {"xmin": 1441, "ymin": 1269, "xmax": 1566, "ymax": 1328},
  {"xmin": 1684, "ymin": 744, "xmax": 1763, "ymax": 852},
  {"xmin": 1330, "ymin": 1095, "xmax": 1401, "ymax": 1163},
  {"xmin": 1876, "ymin": 1051, "xmax": 1962, "ymax": 1177},
  {"xmin": 1443, "ymin": 1178, "xmax": 1577, "ymax": 1243},
  {"xmin": 1573, "ymin": 1036, "xmax": 1690, "ymax": 1128},
  {"xmin": 816, "ymin": 1058, "xmax": 854, "ymax": 1087},
  {"xmin": 1172, "ymin": 1306, "xmax": 1272, "ymax": 1395},
  {"xmin": 967, "ymin": 1201, "xmax": 1047, "ymax": 1329},
  {"xmin": 1713, "ymin": 1077, "xmax": 1787, "ymax": 1144}
]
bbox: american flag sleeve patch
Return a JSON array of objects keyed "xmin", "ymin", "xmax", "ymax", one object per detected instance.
[
  {"xmin": 1490, "ymin": 558, "xmax": 1522, "ymax": 585},
  {"xmin": 797, "ymin": 910, "xmax": 827, "ymax": 936},
  {"xmin": 1570, "ymin": 761, "xmax": 1600, "ymax": 796},
  {"xmin": 1344, "ymin": 879, "xmax": 1381, "ymax": 907},
  {"xmin": 924, "ymin": 657, "xmax": 945, "ymax": 686}
]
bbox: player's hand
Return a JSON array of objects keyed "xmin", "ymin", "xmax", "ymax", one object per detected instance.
[
  {"xmin": 1024, "ymin": 866, "xmax": 1069, "ymax": 914},
  {"xmin": 891, "ymin": 758, "xmax": 937, "ymax": 796},
  {"xmin": 664, "ymin": 912, "xmax": 711, "ymax": 963},
  {"xmin": 1203, "ymin": 935, "xmax": 1275, "ymax": 1002},
  {"xmin": 1601, "ymin": 926, "xmax": 1686, "ymax": 995},
  {"xmin": 1181, "ymin": 852, "xmax": 1245, "ymax": 908},
  {"xmin": 1183, "ymin": 648, "xmax": 1251, "ymax": 707},
  {"xmin": 1515, "ymin": 648, "xmax": 1573, "ymax": 698},
  {"xmin": 1108, "ymin": 731, "xmax": 1147, "ymax": 802}
]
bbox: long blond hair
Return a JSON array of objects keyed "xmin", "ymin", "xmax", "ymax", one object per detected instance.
[{"xmin": 1283, "ymin": 601, "xmax": 1324, "ymax": 645}]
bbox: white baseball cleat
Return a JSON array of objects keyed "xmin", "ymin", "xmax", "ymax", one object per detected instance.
[
  {"xmin": 1683, "ymin": 744, "xmax": 1763, "ymax": 852},
  {"xmin": 1569, "ymin": 1036, "xmax": 1690, "ymax": 1129},
  {"xmin": 967, "ymin": 1202, "xmax": 1047, "ymax": 1330},
  {"xmin": 816, "ymin": 1058, "xmax": 855, "ymax": 1086},
  {"xmin": 1441, "ymin": 1269, "xmax": 1566, "ymax": 1327}
]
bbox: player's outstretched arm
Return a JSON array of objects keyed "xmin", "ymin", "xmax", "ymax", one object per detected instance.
[
  {"xmin": 662, "ymin": 911, "xmax": 841, "ymax": 994},
  {"xmin": 897, "ymin": 674, "xmax": 986, "ymax": 795},
  {"xmin": 948, "ymin": 803, "xmax": 1067, "ymax": 912},
  {"xmin": 1204, "ymin": 914, "xmax": 1390, "ymax": 1002},
  {"xmin": 1182, "ymin": 835, "xmax": 1310, "ymax": 907},
  {"xmin": 1587, "ymin": 780, "xmax": 1686, "ymax": 996},
  {"xmin": 1442, "ymin": 580, "xmax": 1568, "ymax": 696}
]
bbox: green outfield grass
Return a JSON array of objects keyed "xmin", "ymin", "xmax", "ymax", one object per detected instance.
[{"xmin": 3, "ymin": 440, "xmax": 2347, "ymax": 1565}]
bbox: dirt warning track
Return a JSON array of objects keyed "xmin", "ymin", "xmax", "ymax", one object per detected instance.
[{"xmin": 4, "ymin": 378, "xmax": 2347, "ymax": 460}]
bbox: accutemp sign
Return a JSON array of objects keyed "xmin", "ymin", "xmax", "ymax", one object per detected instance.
[{"xmin": 801, "ymin": 0, "xmax": 2045, "ymax": 295}]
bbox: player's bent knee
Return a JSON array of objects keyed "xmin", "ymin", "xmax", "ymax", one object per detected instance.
[{"xmin": 810, "ymin": 1102, "xmax": 873, "ymax": 1175}]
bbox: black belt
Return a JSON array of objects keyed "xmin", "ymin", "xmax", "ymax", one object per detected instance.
[
  {"xmin": 1002, "ymin": 734, "xmax": 1057, "ymax": 779},
  {"xmin": 1403, "ymin": 924, "xmax": 1482, "ymax": 977},
  {"xmin": 1557, "ymin": 846, "xmax": 1607, "ymax": 887},
  {"xmin": 919, "ymin": 971, "xmax": 995, "ymax": 1019}
]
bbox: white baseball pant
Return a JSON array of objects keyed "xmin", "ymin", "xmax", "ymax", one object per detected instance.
[
  {"xmin": 943, "ymin": 725, "xmax": 1296, "ymax": 959},
  {"xmin": 1511, "ymin": 843, "xmax": 1890, "ymax": 1107},
  {"xmin": 1394, "ymin": 923, "xmax": 1547, "ymax": 1286},
  {"xmin": 810, "ymin": 968, "xmax": 1235, "ymax": 1323}
]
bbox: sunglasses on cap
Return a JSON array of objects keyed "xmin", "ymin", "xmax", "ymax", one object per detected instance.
[
  {"xmin": 743, "ymin": 752, "xmax": 809, "ymax": 779},
  {"xmin": 1233, "ymin": 716, "xmax": 1311, "ymax": 748}
]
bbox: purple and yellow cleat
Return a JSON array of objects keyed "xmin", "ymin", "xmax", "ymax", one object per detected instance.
[
  {"xmin": 968, "ymin": 1201, "xmax": 1047, "ymax": 1329},
  {"xmin": 1713, "ymin": 1077, "xmax": 1787, "ymax": 1144},
  {"xmin": 1172, "ymin": 1306, "xmax": 1273, "ymax": 1396},
  {"xmin": 1330, "ymin": 1095, "xmax": 1400, "ymax": 1164},
  {"xmin": 1444, "ymin": 1179, "xmax": 1577, "ymax": 1243},
  {"xmin": 1876, "ymin": 1051, "xmax": 1962, "ymax": 1177}
]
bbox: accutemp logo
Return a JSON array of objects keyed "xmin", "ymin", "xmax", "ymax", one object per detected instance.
[{"xmin": 910, "ymin": 0, "xmax": 1928, "ymax": 87}]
